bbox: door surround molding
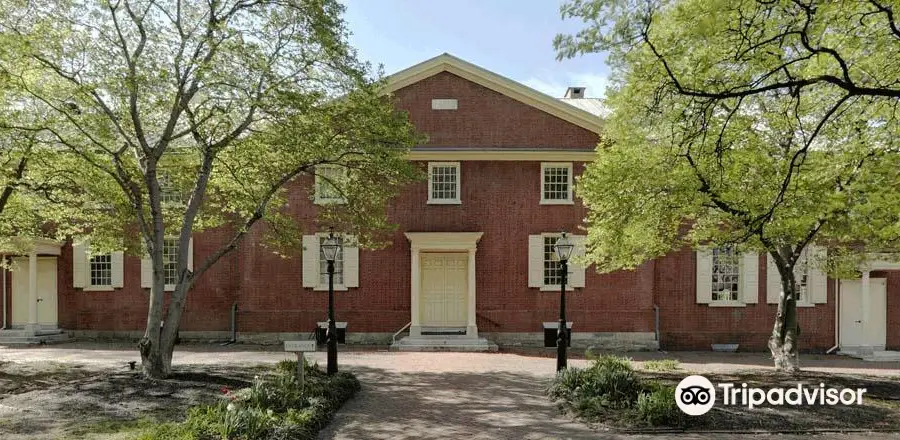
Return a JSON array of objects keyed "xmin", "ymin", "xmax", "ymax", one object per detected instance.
[{"xmin": 405, "ymin": 232, "xmax": 483, "ymax": 338}]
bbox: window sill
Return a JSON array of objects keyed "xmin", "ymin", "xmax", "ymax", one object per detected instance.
[
  {"xmin": 796, "ymin": 302, "xmax": 816, "ymax": 308},
  {"xmin": 314, "ymin": 199, "xmax": 347, "ymax": 206},
  {"xmin": 83, "ymin": 286, "xmax": 116, "ymax": 292},
  {"xmin": 426, "ymin": 199, "xmax": 461, "ymax": 205},
  {"xmin": 540, "ymin": 199, "xmax": 574, "ymax": 205},
  {"xmin": 164, "ymin": 284, "xmax": 176, "ymax": 292},
  {"xmin": 707, "ymin": 301, "xmax": 747, "ymax": 307},
  {"xmin": 313, "ymin": 285, "xmax": 349, "ymax": 291},
  {"xmin": 539, "ymin": 285, "xmax": 581, "ymax": 291}
]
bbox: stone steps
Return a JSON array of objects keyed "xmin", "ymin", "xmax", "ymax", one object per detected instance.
[
  {"xmin": 391, "ymin": 336, "xmax": 498, "ymax": 352},
  {"xmin": 863, "ymin": 351, "xmax": 900, "ymax": 362},
  {"xmin": 0, "ymin": 329, "xmax": 73, "ymax": 346},
  {"xmin": 839, "ymin": 348, "xmax": 900, "ymax": 362}
]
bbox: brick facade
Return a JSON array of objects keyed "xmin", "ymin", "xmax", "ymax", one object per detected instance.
[{"xmin": 4, "ymin": 60, "xmax": 898, "ymax": 352}]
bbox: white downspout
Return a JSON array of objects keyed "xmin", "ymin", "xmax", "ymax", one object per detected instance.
[{"xmin": 826, "ymin": 278, "xmax": 840, "ymax": 354}]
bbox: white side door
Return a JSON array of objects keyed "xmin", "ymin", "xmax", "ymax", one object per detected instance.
[
  {"xmin": 840, "ymin": 279, "xmax": 886, "ymax": 349},
  {"xmin": 11, "ymin": 257, "xmax": 59, "ymax": 328}
]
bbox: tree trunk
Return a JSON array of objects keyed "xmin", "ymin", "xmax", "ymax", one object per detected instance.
[
  {"xmin": 138, "ymin": 333, "xmax": 174, "ymax": 378},
  {"xmin": 769, "ymin": 260, "xmax": 800, "ymax": 373},
  {"xmin": 139, "ymin": 164, "xmax": 172, "ymax": 379}
]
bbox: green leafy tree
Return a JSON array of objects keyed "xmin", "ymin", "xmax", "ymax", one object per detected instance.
[
  {"xmin": 0, "ymin": 110, "xmax": 122, "ymax": 256},
  {"xmin": 0, "ymin": 0, "xmax": 419, "ymax": 378},
  {"xmin": 556, "ymin": 0, "xmax": 900, "ymax": 371}
]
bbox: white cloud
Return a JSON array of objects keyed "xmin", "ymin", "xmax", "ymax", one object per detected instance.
[{"xmin": 521, "ymin": 71, "xmax": 610, "ymax": 99}]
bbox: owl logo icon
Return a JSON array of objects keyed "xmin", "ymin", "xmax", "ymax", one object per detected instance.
[{"xmin": 676, "ymin": 375, "xmax": 716, "ymax": 415}]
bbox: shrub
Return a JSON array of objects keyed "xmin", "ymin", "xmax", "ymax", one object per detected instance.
[
  {"xmin": 549, "ymin": 355, "xmax": 687, "ymax": 428},
  {"xmin": 548, "ymin": 355, "xmax": 642, "ymax": 411},
  {"xmin": 635, "ymin": 383, "xmax": 687, "ymax": 427},
  {"xmin": 135, "ymin": 362, "xmax": 360, "ymax": 440},
  {"xmin": 548, "ymin": 366, "xmax": 587, "ymax": 401},
  {"xmin": 642, "ymin": 359, "xmax": 680, "ymax": 372},
  {"xmin": 580, "ymin": 355, "xmax": 642, "ymax": 408}
]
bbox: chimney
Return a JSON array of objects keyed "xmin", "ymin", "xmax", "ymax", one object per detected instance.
[{"xmin": 564, "ymin": 87, "xmax": 585, "ymax": 99}]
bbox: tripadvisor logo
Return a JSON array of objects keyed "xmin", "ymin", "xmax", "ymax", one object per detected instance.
[{"xmin": 675, "ymin": 375, "xmax": 867, "ymax": 416}]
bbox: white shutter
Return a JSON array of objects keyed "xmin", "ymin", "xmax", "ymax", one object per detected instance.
[
  {"xmin": 742, "ymin": 253, "xmax": 759, "ymax": 304},
  {"xmin": 187, "ymin": 238, "xmax": 194, "ymax": 271},
  {"xmin": 72, "ymin": 242, "xmax": 87, "ymax": 288},
  {"xmin": 111, "ymin": 251, "xmax": 125, "ymax": 288},
  {"xmin": 302, "ymin": 235, "xmax": 319, "ymax": 288},
  {"xmin": 528, "ymin": 235, "xmax": 543, "ymax": 288},
  {"xmin": 696, "ymin": 249, "xmax": 713, "ymax": 304},
  {"xmin": 766, "ymin": 254, "xmax": 782, "ymax": 304},
  {"xmin": 343, "ymin": 235, "xmax": 359, "ymax": 288},
  {"xmin": 140, "ymin": 256, "xmax": 152, "ymax": 288},
  {"xmin": 809, "ymin": 246, "xmax": 828, "ymax": 304},
  {"xmin": 569, "ymin": 235, "xmax": 586, "ymax": 288}
]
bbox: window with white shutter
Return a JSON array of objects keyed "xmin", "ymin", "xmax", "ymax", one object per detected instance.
[
  {"xmin": 314, "ymin": 165, "xmax": 348, "ymax": 205},
  {"xmin": 73, "ymin": 242, "xmax": 124, "ymax": 291},
  {"xmin": 528, "ymin": 233, "xmax": 586, "ymax": 291},
  {"xmin": 140, "ymin": 237, "xmax": 193, "ymax": 291},
  {"xmin": 302, "ymin": 233, "xmax": 358, "ymax": 291},
  {"xmin": 696, "ymin": 247, "xmax": 758, "ymax": 306},
  {"xmin": 766, "ymin": 246, "xmax": 827, "ymax": 305}
]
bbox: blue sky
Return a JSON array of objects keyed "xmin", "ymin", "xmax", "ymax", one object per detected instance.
[{"xmin": 341, "ymin": 0, "xmax": 610, "ymax": 99}]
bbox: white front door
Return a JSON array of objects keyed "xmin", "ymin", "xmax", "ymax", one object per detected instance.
[
  {"xmin": 839, "ymin": 278, "xmax": 886, "ymax": 349},
  {"xmin": 420, "ymin": 253, "xmax": 468, "ymax": 327},
  {"xmin": 11, "ymin": 257, "xmax": 59, "ymax": 328}
]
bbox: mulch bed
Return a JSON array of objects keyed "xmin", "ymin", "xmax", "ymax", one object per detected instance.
[{"xmin": 0, "ymin": 361, "xmax": 269, "ymax": 439}]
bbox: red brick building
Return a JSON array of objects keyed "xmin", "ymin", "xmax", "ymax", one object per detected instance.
[{"xmin": 3, "ymin": 54, "xmax": 899, "ymax": 356}]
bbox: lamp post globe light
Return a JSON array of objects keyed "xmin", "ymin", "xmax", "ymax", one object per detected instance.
[
  {"xmin": 554, "ymin": 232, "xmax": 575, "ymax": 372},
  {"xmin": 321, "ymin": 230, "xmax": 342, "ymax": 375}
]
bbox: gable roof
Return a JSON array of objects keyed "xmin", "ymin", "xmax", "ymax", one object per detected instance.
[{"xmin": 383, "ymin": 53, "xmax": 604, "ymax": 134}]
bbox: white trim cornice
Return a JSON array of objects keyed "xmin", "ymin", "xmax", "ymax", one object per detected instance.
[
  {"xmin": 3, "ymin": 237, "xmax": 64, "ymax": 256},
  {"xmin": 863, "ymin": 253, "xmax": 900, "ymax": 271},
  {"xmin": 405, "ymin": 232, "xmax": 483, "ymax": 251},
  {"xmin": 409, "ymin": 148, "xmax": 596, "ymax": 162}
]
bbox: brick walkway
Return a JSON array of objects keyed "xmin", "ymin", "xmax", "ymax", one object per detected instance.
[{"xmin": 318, "ymin": 352, "xmax": 594, "ymax": 439}]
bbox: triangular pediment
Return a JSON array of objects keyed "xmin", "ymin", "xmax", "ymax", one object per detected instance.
[{"xmin": 384, "ymin": 53, "xmax": 603, "ymax": 134}]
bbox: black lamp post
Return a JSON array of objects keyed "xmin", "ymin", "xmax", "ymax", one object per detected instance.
[
  {"xmin": 321, "ymin": 231, "xmax": 342, "ymax": 376},
  {"xmin": 554, "ymin": 232, "xmax": 574, "ymax": 372}
]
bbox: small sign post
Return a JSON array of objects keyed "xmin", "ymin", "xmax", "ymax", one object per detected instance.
[{"xmin": 284, "ymin": 340, "xmax": 317, "ymax": 388}]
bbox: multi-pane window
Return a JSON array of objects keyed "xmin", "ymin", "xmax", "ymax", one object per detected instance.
[
  {"xmin": 315, "ymin": 165, "xmax": 347, "ymax": 204},
  {"xmin": 712, "ymin": 247, "xmax": 740, "ymax": 301},
  {"xmin": 793, "ymin": 251, "xmax": 810, "ymax": 302},
  {"xmin": 89, "ymin": 254, "xmax": 112, "ymax": 287},
  {"xmin": 318, "ymin": 236, "xmax": 344, "ymax": 286},
  {"xmin": 543, "ymin": 235, "xmax": 563, "ymax": 286},
  {"xmin": 428, "ymin": 162, "xmax": 460, "ymax": 203},
  {"xmin": 163, "ymin": 238, "xmax": 179, "ymax": 286},
  {"xmin": 541, "ymin": 163, "xmax": 572, "ymax": 203},
  {"xmin": 159, "ymin": 175, "xmax": 183, "ymax": 204}
]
